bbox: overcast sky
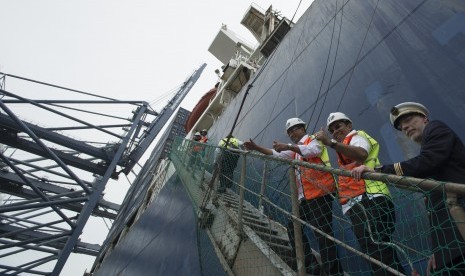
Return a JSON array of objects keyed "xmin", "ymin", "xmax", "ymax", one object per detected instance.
[{"xmin": 0, "ymin": 1, "xmax": 313, "ymax": 274}]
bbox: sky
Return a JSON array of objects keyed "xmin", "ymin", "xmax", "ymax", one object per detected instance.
[{"xmin": 0, "ymin": 1, "xmax": 314, "ymax": 275}]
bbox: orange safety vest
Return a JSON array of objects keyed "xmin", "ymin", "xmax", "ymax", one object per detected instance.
[
  {"xmin": 336, "ymin": 132, "xmax": 372, "ymax": 204},
  {"xmin": 200, "ymin": 136, "xmax": 208, "ymax": 143},
  {"xmin": 293, "ymin": 136, "xmax": 336, "ymax": 200}
]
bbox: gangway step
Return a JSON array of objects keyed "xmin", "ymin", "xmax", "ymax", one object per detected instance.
[
  {"xmin": 218, "ymin": 190, "xmax": 309, "ymax": 274},
  {"xmin": 254, "ymin": 231, "xmax": 290, "ymax": 246},
  {"xmin": 241, "ymin": 215, "xmax": 269, "ymax": 227},
  {"xmin": 242, "ymin": 220, "xmax": 279, "ymax": 236},
  {"xmin": 222, "ymin": 199, "xmax": 258, "ymax": 214},
  {"xmin": 189, "ymin": 170, "xmax": 315, "ymax": 275},
  {"xmin": 267, "ymin": 241, "xmax": 294, "ymax": 256},
  {"xmin": 222, "ymin": 201, "xmax": 262, "ymax": 220}
]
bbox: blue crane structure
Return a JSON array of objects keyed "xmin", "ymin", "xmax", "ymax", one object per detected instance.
[{"xmin": 0, "ymin": 63, "xmax": 206, "ymax": 275}]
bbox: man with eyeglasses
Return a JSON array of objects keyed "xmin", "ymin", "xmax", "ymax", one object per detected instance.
[
  {"xmin": 244, "ymin": 117, "xmax": 344, "ymax": 275},
  {"xmin": 315, "ymin": 112, "xmax": 405, "ymax": 276},
  {"xmin": 352, "ymin": 102, "xmax": 465, "ymax": 274}
]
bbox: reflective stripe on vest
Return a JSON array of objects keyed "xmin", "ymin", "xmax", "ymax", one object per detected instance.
[
  {"xmin": 337, "ymin": 130, "xmax": 391, "ymax": 204},
  {"xmin": 293, "ymin": 135, "xmax": 336, "ymax": 200}
]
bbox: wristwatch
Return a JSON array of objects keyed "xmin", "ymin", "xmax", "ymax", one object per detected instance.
[
  {"xmin": 330, "ymin": 139, "xmax": 337, "ymax": 148},
  {"xmin": 287, "ymin": 143, "xmax": 292, "ymax": 150}
]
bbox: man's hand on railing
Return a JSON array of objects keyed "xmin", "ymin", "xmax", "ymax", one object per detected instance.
[{"xmin": 351, "ymin": 165, "xmax": 374, "ymax": 181}]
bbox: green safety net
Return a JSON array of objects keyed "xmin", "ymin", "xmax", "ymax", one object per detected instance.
[{"xmin": 169, "ymin": 137, "xmax": 465, "ymax": 276}]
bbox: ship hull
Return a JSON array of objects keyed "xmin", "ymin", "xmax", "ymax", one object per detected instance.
[{"xmin": 93, "ymin": 165, "xmax": 225, "ymax": 276}]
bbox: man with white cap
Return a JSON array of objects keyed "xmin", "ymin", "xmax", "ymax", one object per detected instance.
[
  {"xmin": 315, "ymin": 112, "xmax": 405, "ymax": 276},
  {"xmin": 352, "ymin": 102, "xmax": 465, "ymax": 274},
  {"xmin": 244, "ymin": 117, "xmax": 344, "ymax": 275}
]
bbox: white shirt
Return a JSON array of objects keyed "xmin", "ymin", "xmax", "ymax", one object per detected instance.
[
  {"xmin": 346, "ymin": 130, "xmax": 370, "ymax": 153},
  {"xmin": 272, "ymin": 134, "xmax": 322, "ymax": 200}
]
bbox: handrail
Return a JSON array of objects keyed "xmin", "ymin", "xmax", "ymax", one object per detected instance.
[{"xmin": 221, "ymin": 146, "xmax": 465, "ymax": 195}]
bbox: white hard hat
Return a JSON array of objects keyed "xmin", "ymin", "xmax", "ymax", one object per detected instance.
[
  {"xmin": 327, "ymin": 112, "xmax": 352, "ymax": 129},
  {"xmin": 201, "ymin": 129, "xmax": 207, "ymax": 132},
  {"xmin": 194, "ymin": 132, "xmax": 201, "ymax": 136},
  {"xmin": 390, "ymin": 102, "xmax": 429, "ymax": 130},
  {"xmin": 286, "ymin": 118, "xmax": 306, "ymax": 131}
]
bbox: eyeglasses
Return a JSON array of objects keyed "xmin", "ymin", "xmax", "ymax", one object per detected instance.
[
  {"xmin": 287, "ymin": 125, "xmax": 301, "ymax": 135},
  {"xmin": 328, "ymin": 122, "xmax": 346, "ymax": 134}
]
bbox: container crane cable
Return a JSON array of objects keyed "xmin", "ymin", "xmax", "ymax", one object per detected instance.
[
  {"xmin": 47, "ymin": 103, "xmax": 130, "ymax": 121},
  {"xmin": 307, "ymin": 0, "xmax": 342, "ymax": 134},
  {"xmin": 335, "ymin": 0, "xmax": 380, "ymax": 111},
  {"xmin": 335, "ymin": 0, "xmax": 428, "ymax": 110},
  {"xmin": 147, "ymin": 84, "xmax": 180, "ymax": 107},
  {"xmin": 290, "ymin": 0, "xmax": 303, "ymax": 23},
  {"xmin": 236, "ymin": 0, "xmax": 351, "ymax": 136},
  {"xmin": 0, "ymin": 72, "xmax": 119, "ymax": 101}
]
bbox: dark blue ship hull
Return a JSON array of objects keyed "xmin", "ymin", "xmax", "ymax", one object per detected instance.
[{"xmin": 93, "ymin": 172, "xmax": 225, "ymax": 276}]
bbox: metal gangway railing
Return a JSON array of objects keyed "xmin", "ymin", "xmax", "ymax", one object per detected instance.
[{"xmin": 170, "ymin": 137, "xmax": 465, "ymax": 276}]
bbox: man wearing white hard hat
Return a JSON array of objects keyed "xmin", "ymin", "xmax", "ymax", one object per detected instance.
[
  {"xmin": 352, "ymin": 102, "xmax": 465, "ymax": 273},
  {"xmin": 315, "ymin": 112, "xmax": 405, "ymax": 276},
  {"xmin": 244, "ymin": 118, "xmax": 344, "ymax": 275}
]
